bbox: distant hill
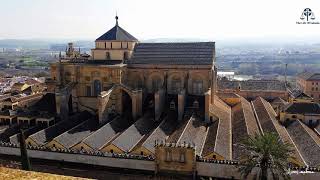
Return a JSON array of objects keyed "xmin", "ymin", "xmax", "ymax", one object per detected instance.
[{"xmin": 0, "ymin": 39, "xmax": 94, "ymax": 50}]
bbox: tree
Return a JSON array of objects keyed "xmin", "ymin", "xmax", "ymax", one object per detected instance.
[
  {"xmin": 237, "ymin": 132, "xmax": 293, "ymax": 180},
  {"xmin": 19, "ymin": 129, "xmax": 31, "ymax": 171}
]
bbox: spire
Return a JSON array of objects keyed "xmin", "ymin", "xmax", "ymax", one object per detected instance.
[{"xmin": 115, "ymin": 13, "xmax": 119, "ymax": 26}]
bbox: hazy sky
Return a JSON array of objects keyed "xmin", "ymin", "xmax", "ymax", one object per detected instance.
[{"xmin": 1, "ymin": 0, "xmax": 320, "ymax": 41}]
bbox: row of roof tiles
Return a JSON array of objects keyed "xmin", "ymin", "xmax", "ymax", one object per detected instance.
[{"xmin": 1, "ymin": 94, "xmax": 320, "ymax": 167}]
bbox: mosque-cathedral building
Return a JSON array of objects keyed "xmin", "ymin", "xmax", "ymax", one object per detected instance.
[{"xmin": 0, "ymin": 16, "xmax": 320, "ymax": 178}]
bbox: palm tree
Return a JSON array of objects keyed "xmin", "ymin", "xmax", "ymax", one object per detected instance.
[{"xmin": 237, "ymin": 132, "xmax": 293, "ymax": 180}]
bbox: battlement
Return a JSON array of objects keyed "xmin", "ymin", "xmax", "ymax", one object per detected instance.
[{"xmin": 154, "ymin": 140, "xmax": 195, "ymax": 149}]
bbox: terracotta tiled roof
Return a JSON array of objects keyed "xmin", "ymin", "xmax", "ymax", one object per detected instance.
[
  {"xmin": 218, "ymin": 80, "xmax": 286, "ymax": 91},
  {"xmin": 166, "ymin": 113, "xmax": 192, "ymax": 143},
  {"xmin": 232, "ymin": 97, "xmax": 260, "ymax": 160},
  {"xmin": 129, "ymin": 42, "xmax": 215, "ymax": 65},
  {"xmin": 271, "ymin": 97, "xmax": 288, "ymax": 111},
  {"xmin": 28, "ymin": 111, "xmax": 91, "ymax": 146},
  {"xmin": 82, "ymin": 116, "xmax": 132, "ymax": 150},
  {"xmin": 177, "ymin": 115, "xmax": 208, "ymax": 155},
  {"xmin": 52, "ymin": 118, "xmax": 99, "ymax": 149},
  {"xmin": 206, "ymin": 96, "xmax": 232, "ymax": 160},
  {"xmin": 252, "ymin": 97, "xmax": 306, "ymax": 166},
  {"xmin": 140, "ymin": 111, "xmax": 178, "ymax": 154},
  {"xmin": 10, "ymin": 126, "xmax": 45, "ymax": 145},
  {"xmin": 110, "ymin": 112, "xmax": 159, "ymax": 152},
  {"xmin": 25, "ymin": 79, "xmax": 40, "ymax": 85},
  {"xmin": 287, "ymin": 120, "xmax": 320, "ymax": 166},
  {"xmin": 201, "ymin": 119, "xmax": 219, "ymax": 158}
]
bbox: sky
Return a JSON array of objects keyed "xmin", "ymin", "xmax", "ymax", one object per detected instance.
[{"xmin": 1, "ymin": 0, "xmax": 320, "ymax": 41}]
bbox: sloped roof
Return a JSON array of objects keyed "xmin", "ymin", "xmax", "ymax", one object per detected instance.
[
  {"xmin": 201, "ymin": 119, "xmax": 219, "ymax": 158},
  {"xmin": 166, "ymin": 113, "xmax": 191, "ymax": 143},
  {"xmin": 290, "ymin": 90, "xmax": 313, "ymax": 99},
  {"xmin": 129, "ymin": 42, "xmax": 215, "ymax": 65},
  {"xmin": 177, "ymin": 115, "xmax": 208, "ymax": 155},
  {"xmin": 31, "ymin": 93, "xmax": 56, "ymax": 113},
  {"xmin": 96, "ymin": 24, "xmax": 138, "ymax": 41},
  {"xmin": 10, "ymin": 126, "xmax": 45, "ymax": 145},
  {"xmin": 271, "ymin": 97, "xmax": 288, "ymax": 112},
  {"xmin": 297, "ymin": 72, "xmax": 320, "ymax": 81},
  {"xmin": 216, "ymin": 92, "xmax": 241, "ymax": 99},
  {"xmin": 52, "ymin": 118, "xmax": 99, "ymax": 149},
  {"xmin": 0, "ymin": 124, "xmax": 20, "ymax": 142},
  {"xmin": 231, "ymin": 97, "xmax": 260, "ymax": 160},
  {"xmin": 11, "ymin": 82, "xmax": 30, "ymax": 92},
  {"xmin": 28, "ymin": 111, "xmax": 91, "ymax": 146},
  {"xmin": 110, "ymin": 112, "xmax": 158, "ymax": 152},
  {"xmin": 272, "ymin": 97, "xmax": 288, "ymax": 106},
  {"xmin": 287, "ymin": 120, "xmax": 320, "ymax": 166},
  {"xmin": 140, "ymin": 111, "xmax": 178, "ymax": 154},
  {"xmin": 252, "ymin": 97, "xmax": 306, "ymax": 166},
  {"xmin": 283, "ymin": 102, "xmax": 320, "ymax": 114},
  {"xmin": 204, "ymin": 95, "xmax": 232, "ymax": 159},
  {"xmin": 218, "ymin": 80, "xmax": 286, "ymax": 91},
  {"xmin": 82, "ymin": 116, "xmax": 132, "ymax": 150}
]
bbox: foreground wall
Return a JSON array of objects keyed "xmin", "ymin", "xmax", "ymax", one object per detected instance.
[
  {"xmin": 0, "ymin": 146, "xmax": 154, "ymax": 171},
  {"xmin": 0, "ymin": 146, "xmax": 319, "ymax": 179}
]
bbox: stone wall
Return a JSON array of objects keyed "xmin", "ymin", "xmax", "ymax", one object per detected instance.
[
  {"xmin": 0, "ymin": 146, "xmax": 154, "ymax": 171},
  {"xmin": 0, "ymin": 146, "xmax": 319, "ymax": 179}
]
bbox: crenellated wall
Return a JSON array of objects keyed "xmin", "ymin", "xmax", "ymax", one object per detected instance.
[{"xmin": 0, "ymin": 145, "xmax": 319, "ymax": 179}]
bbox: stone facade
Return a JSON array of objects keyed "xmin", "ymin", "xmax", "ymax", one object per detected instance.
[
  {"xmin": 49, "ymin": 17, "xmax": 216, "ymax": 124},
  {"xmin": 297, "ymin": 72, "xmax": 320, "ymax": 102}
]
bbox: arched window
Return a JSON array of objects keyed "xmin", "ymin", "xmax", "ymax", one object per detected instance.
[{"xmin": 93, "ymin": 80, "xmax": 101, "ymax": 96}]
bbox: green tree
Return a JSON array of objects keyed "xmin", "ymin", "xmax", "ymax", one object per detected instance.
[
  {"xmin": 19, "ymin": 129, "xmax": 31, "ymax": 171},
  {"xmin": 238, "ymin": 132, "xmax": 293, "ymax": 180}
]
